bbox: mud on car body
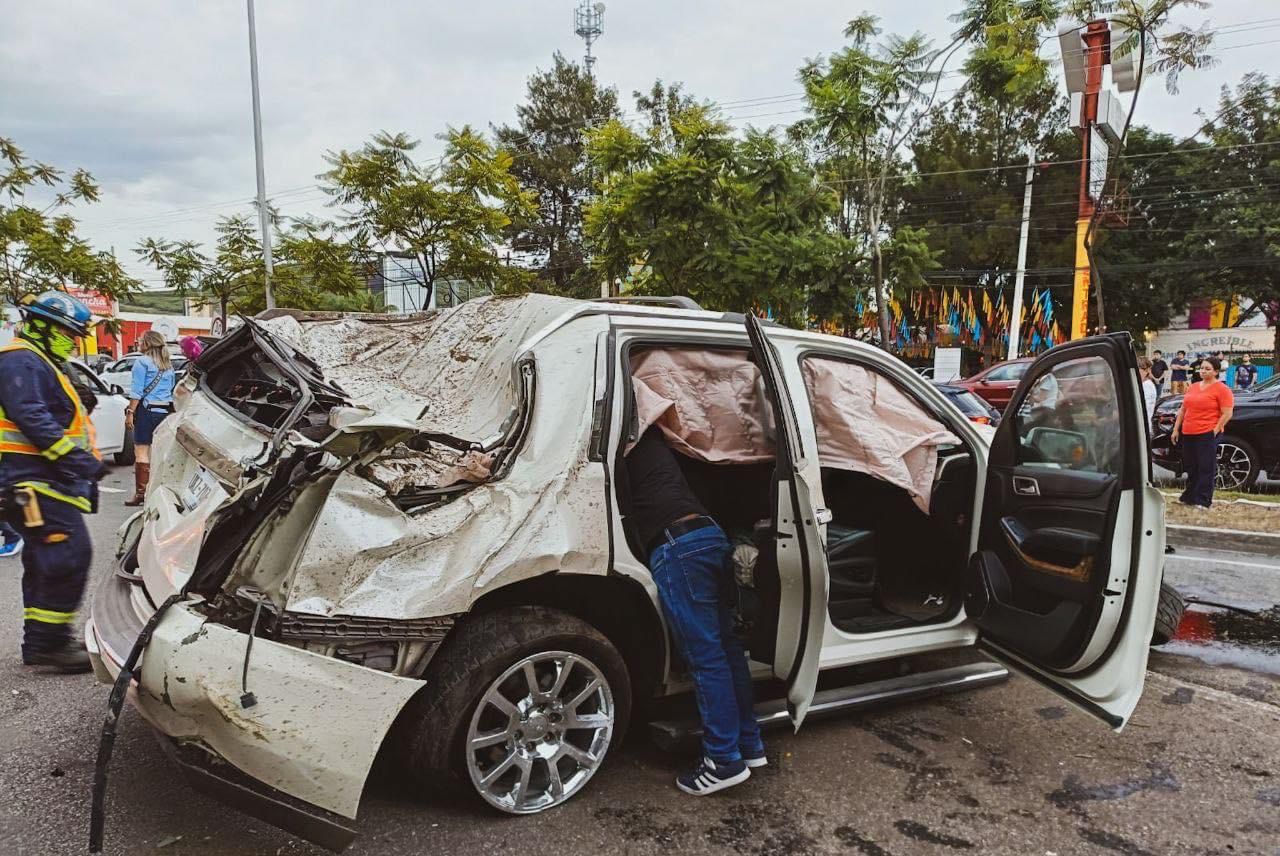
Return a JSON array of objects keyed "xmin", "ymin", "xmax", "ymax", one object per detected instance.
[{"xmin": 87, "ymin": 295, "xmax": 1167, "ymax": 851}]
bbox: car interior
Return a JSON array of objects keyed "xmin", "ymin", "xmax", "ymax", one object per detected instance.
[{"xmin": 615, "ymin": 344, "xmax": 979, "ymax": 656}]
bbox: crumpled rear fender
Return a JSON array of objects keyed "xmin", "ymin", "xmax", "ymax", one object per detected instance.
[{"xmin": 129, "ymin": 603, "xmax": 423, "ymax": 819}]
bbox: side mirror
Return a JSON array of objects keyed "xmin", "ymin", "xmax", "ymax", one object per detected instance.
[{"xmin": 110, "ymin": 384, "xmax": 125, "ymax": 396}]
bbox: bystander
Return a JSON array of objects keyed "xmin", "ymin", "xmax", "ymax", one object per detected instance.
[
  {"xmin": 1171, "ymin": 359, "xmax": 1235, "ymax": 509},
  {"xmin": 1235, "ymin": 353, "xmax": 1258, "ymax": 390},
  {"xmin": 1169, "ymin": 350, "xmax": 1191, "ymax": 395},
  {"xmin": 1151, "ymin": 350, "xmax": 1168, "ymax": 397},
  {"xmin": 1138, "ymin": 357, "xmax": 1158, "ymax": 423}
]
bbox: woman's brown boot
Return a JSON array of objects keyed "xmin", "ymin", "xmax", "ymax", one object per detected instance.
[{"xmin": 124, "ymin": 462, "xmax": 150, "ymax": 507}]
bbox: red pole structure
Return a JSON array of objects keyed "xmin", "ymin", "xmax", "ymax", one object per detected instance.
[{"xmin": 1070, "ymin": 20, "xmax": 1110, "ymax": 340}]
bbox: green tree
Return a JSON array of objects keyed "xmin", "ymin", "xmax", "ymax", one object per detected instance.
[
  {"xmin": 970, "ymin": 0, "xmax": 1218, "ymax": 330},
  {"xmin": 791, "ymin": 10, "xmax": 1001, "ymax": 348},
  {"xmin": 137, "ymin": 212, "xmax": 375, "ymax": 325},
  {"xmin": 900, "ymin": 86, "xmax": 1076, "ymax": 322},
  {"xmin": 632, "ymin": 80, "xmax": 700, "ymax": 151},
  {"xmin": 1159, "ymin": 75, "xmax": 1280, "ymax": 365},
  {"xmin": 1070, "ymin": 125, "xmax": 1193, "ymax": 339},
  {"xmin": 495, "ymin": 53, "xmax": 620, "ymax": 298},
  {"xmin": 320, "ymin": 128, "xmax": 536, "ymax": 309},
  {"xmin": 0, "ymin": 137, "xmax": 138, "ymax": 304},
  {"xmin": 585, "ymin": 102, "xmax": 850, "ymax": 326}
]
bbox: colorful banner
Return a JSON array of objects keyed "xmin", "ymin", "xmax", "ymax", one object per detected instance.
[{"xmin": 870, "ymin": 286, "xmax": 1063, "ymax": 357}]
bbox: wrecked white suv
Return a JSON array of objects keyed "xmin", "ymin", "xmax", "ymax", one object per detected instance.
[{"xmin": 87, "ymin": 295, "xmax": 1164, "ymax": 851}]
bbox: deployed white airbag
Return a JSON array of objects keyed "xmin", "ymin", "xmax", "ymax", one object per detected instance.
[
  {"xmin": 629, "ymin": 347, "xmax": 957, "ymax": 512},
  {"xmin": 802, "ymin": 357, "xmax": 958, "ymax": 513}
]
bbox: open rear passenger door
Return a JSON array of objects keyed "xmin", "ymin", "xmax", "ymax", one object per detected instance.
[
  {"xmin": 744, "ymin": 315, "xmax": 829, "ymax": 727},
  {"xmin": 965, "ymin": 333, "xmax": 1164, "ymax": 729}
]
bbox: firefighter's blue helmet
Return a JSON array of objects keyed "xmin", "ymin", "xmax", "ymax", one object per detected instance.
[{"xmin": 20, "ymin": 290, "xmax": 93, "ymax": 338}]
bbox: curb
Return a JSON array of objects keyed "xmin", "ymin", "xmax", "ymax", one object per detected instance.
[{"xmin": 1166, "ymin": 523, "xmax": 1280, "ymax": 557}]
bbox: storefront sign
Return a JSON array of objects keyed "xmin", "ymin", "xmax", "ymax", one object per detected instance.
[
  {"xmin": 933, "ymin": 347, "xmax": 963, "ymax": 382},
  {"xmin": 66, "ymin": 286, "xmax": 117, "ymax": 317},
  {"xmin": 1149, "ymin": 326, "xmax": 1276, "ymax": 356}
]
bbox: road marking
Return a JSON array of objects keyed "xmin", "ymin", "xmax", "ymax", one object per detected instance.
[
  {"xmin": 1166, "ymin": 554, "xmax": 1280, "ymax": 571},
  {"xmin": 98, "ymin": 486, "xmax": 125, "ymax": 494}
]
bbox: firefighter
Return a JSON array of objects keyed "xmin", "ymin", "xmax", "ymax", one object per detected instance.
[{"xmin": 0, "ymin": 291, "xmax": 107, "ymax": 672}]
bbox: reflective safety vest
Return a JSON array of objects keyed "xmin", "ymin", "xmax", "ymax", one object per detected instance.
[{"xmin": 0, "ymin": 339, "xmax": 101, "ymax": 462}]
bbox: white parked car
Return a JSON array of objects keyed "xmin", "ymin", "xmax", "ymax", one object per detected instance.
[
  {"xmin": 66, "ymin": 359, "xmax": 134, "ymax": 464},
  {"xmin": 87, "ymin": 295, "xmax": 1164, "ymax": 851},
  {"xmin": 97, "ymin": 350, "xmax": 187, "ymax": 392}
]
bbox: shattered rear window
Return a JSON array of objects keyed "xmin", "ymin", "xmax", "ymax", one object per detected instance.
[{"xmin": 198, "ymin": 322, "xmax": 348, "ymax": 438}]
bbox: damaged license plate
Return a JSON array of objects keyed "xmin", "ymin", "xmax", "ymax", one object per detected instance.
[{"xmin": 182, "ymin": 466, "xmax": 219, "ymax": 511}]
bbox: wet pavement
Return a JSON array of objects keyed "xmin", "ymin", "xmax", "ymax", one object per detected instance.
[
  {"xmin": 0, "ymin": 466, "xmax": 1278, "ymax": 855},
  {"xmin": 1162, "ymin": 543, "xmax": 1280, "ymax": 677}
]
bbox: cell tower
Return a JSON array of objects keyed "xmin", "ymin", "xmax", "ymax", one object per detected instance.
[{"xmin": 574, "ymin": 1, "xmax": 605, "ymax": 77}]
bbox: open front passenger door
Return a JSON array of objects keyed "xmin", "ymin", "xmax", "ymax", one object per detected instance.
[
  {"xmin": 744, "ymin": 316, "xmax": 829, "ymax": 728},
  {"xmin": 965, "ymin": 333, "xmax": 1164, "ymax": 729}
]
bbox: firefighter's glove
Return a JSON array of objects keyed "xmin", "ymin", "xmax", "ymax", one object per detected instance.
[{"xmin": 58, "ymin": 449, "xmax": 108, "ymax": 484}]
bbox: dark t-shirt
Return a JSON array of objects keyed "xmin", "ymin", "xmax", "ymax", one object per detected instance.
[
  {"xmin": 1236, "ymin": 363, "xmax": 1258, "ymax": 389},
  {"xmin": 1170, "ymin": 358, "xmax": 1190, "ymax": 382},
  {"xmin": 1151, "ymin": 359, "xmax": 1168, "ymax": 382},
  {"xmin": 623, "ymin": 427, "xmax": 709, "ymax": 552}
]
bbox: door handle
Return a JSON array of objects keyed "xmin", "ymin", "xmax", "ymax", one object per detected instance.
[
  {"xmin": 1012, "ymin": 476, "xmax": 1040, "ymax": 496},
  {"xmin": 815, "ymin": 507, "xmax": 833, "ymax": 525}
]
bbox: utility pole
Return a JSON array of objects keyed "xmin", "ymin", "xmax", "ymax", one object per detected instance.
[
  {"xmin": 1007, "ymin": 151, "xmax": 1036, "ymax": 361},
  {"xmin": 1056, "ymin": 19, "xmax": 1117, "ymax": 340},
  {"xmin": 1069, "ymin": 20, "xmax": 1109, "ymax": 339},
  {"xmin": 246, "ymin": 0, "xmax": 275, "ymax": 310},
  {"xmin": 575, "ymin": 2, "xmax": 607, "ymax": 293},
  {"xmin": 574, "ymin": 2, "xmax": 605, "ymax": 78}
]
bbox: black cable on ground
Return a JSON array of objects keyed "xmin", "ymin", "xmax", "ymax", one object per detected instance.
[
  {"xmin": 89, "ymin": 592, "xmax": 184, "ymax": 854},
  {"xmin": 1184, "ymin": 596, "xmax": 1261, "ymax": 617}
]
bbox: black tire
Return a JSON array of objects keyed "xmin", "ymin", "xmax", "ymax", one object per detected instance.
[
  {"xmin": 114, "ymin": 427, "xmax": 136, "ymax": 466},
  {"xmin": 1151, "ymin": 581, "xmax": 1186, "ymax": 646},
  {"xmin": 1215, "ymin": 434, "xmax": 1260, "ymax": 492},
  {"xmin": 393, "ymin": 605, "xmax": 631, "ymax": 809}
]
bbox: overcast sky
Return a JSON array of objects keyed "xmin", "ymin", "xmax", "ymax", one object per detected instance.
[{"xmin": 1, "ymin": 0, "xmax": 1273, "ymax": 288}]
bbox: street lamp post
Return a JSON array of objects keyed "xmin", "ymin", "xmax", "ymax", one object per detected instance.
[{"xmin": 246, "ymin": 0, "xmax": 275, "ymax": 310}]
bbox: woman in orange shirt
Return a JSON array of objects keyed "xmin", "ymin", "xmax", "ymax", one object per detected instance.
[{"xmin": 1171, "ymin": 359, "xmax": 1235, "ymax": 508}]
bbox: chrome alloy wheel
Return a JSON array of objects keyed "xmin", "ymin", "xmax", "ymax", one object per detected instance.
[
  {"xmin": 465, "ymin": 651, "xmax": 614, "ymax": 814},
  {"xmin": 1215, "ymin": 442, "xmax": 1253, "ymax": 490}
]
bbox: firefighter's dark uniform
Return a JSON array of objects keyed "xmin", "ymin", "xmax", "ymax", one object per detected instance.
[{"xmin": 0, "ymin": 338, "xmax": 103, "ymax": 659}]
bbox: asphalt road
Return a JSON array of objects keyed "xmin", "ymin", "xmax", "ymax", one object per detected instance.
[
  {"xmin": 1, "ymin": 463, "xmax": 1278, "ymax": 856},
  {"xmin": 1164, "ymin": 544, "xmax": 1280, "ymax": 613}
]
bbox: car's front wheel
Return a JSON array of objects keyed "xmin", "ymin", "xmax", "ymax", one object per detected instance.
[
  {"xmin": 395, "ymin": 606, "xmax": 630, "ymax": 815},
  {"xmin": 114, "ymin": 427, "xmax": 135, "ymax": 466},
  {"xmin": 1215, "ymin": 435, "xmax": 1259, "ymax": 491}
]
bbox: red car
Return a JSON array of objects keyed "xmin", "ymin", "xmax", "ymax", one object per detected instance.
[{"xmin": 952, "ymin": 357, "xmax": 1034, "ymax": 412}]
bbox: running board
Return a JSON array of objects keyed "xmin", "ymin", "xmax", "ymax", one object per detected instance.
[{"xmin": 648, "ymin": 661, "xmax": 1009, "ymax": 751}]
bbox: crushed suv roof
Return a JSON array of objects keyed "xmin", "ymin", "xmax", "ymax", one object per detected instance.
[{"xmin": 259, "ymin": 293, "xmax": 580, "ymax": 439}]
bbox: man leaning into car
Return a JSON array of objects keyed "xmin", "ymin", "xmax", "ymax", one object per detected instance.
[{"xmin": 624, "ymin": 426, "xmax": 766, "ymax": 796}]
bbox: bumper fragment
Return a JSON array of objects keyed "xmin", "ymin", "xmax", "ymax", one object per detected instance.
[
  {"xmin": 156, "ymin": 734, "xmax": 357, "ymax": 852},
  {"xmin": 88, "ymin": 571, "xmax": 426, "ymax": 822}
]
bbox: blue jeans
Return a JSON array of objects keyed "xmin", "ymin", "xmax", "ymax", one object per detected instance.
[{"xmin": 649, "ymin": 521, "xmax": 764, "ymax": 764}]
